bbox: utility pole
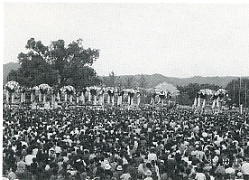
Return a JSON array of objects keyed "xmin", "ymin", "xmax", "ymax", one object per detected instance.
[
  {"xmin": 233, "ymin": 80, "xmax": 235, "ymax": 105},
  {"xmin": 245, "ymin": 81, "xmax": 247, "ymax": 109},
  {"xmin": 239, "ymin": 77, "xmax": 241, "ymax": 106}
]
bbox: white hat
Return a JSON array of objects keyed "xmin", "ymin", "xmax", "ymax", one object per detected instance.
[
  {"xmin": 215, "ymin": 150, "xmax": 220, "ymax": 155},
  {"xmin": 116, "ymin": 165, "xmax": 123, "ymax": 171},
  {"xmin": 45, "ymin": 164, "xmax": 50, "ymax": 171},
  {"xmin": 233, "ymin": 140, "xmax": 239, "ymax": 145},
  {"xmin": 191, "ymin": 151, "xmax": 196, "ymax": 156},
  {"xmin": 202, "ymin": 132, "xmax": 208, "ymax": 138},
  {"xmin": 105, "ymin": 164, "xmax": 111, "ymax": 170},
  {"xmin": 237, "ymin": 172, "xmax": 243, "ymax": 177},
  {"xmin": 49, "ymin": 148, "xmax": 55, "ymax": 152}
]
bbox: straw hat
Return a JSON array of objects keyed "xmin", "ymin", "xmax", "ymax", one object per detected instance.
[{"xmin": 116, "ymin": 165, "xmax": 123, "ymax": 171}]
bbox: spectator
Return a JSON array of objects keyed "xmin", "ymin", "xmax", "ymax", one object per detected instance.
[
  {"xmin": 2, "ymin": 106, "xmax": 249, "ymax": 180},
  {"xmin": 241, "ymin": 158, "xmax": 249, "ymax": 180}
]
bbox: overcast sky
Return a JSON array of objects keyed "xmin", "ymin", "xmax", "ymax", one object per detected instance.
[{"xmin": 3, "ymin": 3, "xmax": 249, "ymax": 78}]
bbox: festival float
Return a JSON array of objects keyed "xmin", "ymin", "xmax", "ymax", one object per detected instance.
[
  {"xmin": 38, "ymin": 84, "xmax": 51, "ymax": 103},
  {"xmin": 61, "ymin": 85, "xmax": 75, "ymax": 103},
  {"xmin": 4, "ymin": 81, "xmax": 20, "ymax": 104}
]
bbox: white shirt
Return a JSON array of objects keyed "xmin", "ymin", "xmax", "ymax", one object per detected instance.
[
  {"xmin": 25, "ymin": 154, "xmax": 35, "ymax": 166},
  {"xmin": 144, "ymin": 177, "xmax": 153, "ymax": 180},
  {"xmin": 101, "ymin": 159, "xmax": 110, "ymax": 169},
  {"xmin": 55, "ymin": 146, "xmax": 62, "ymax": 154},
  {"xmin": 241, "ymin": 162, "xmax": 249, "ymax": 175},
  {"xmin": 195, "ymin": 172, "xmax": 206, "ymax": 180},
  {"xmin": 225, "ymin": 167, "xmax": 235, "ymax": 174},
  {"xmin": 148, "ymin": 153, "xmax": 157, "ymax": 162},
  {"xmin": 120, "ymin": 173, "xmax": 131, "ymax": 180}
]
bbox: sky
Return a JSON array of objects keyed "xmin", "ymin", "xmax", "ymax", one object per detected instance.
[{"xmin": 3, "ymin": 2, "xmax": 249, "ymax": 78}]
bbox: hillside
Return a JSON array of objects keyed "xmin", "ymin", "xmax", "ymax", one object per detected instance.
[
  {"xmin": 105, "ymin": 74, "xmax": 244, "ymax": 88},
  {"xmin": 3, "ymin": 62, "xmax": 245, "ymax": 88},
  {"xmin": 144, "ymin": 74, "xmax": 240, "ymax": 88}
]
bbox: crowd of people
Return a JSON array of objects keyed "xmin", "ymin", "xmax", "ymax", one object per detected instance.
[{"xmin": 3, "ymin": 104, "xmax": 249, "ymax": 180}]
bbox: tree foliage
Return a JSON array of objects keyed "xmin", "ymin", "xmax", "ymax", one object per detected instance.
[
  {"xmin": 226, "ymin": 78, "xmax": 249, "ymax": 107},
  {"xmin": 126, "ymin": 76, "xmax": 134, "ymax": 89},
  {"xmin": 8, "ymin": 38, "xmax": 100, "ymax": 90},
  {"xmin": 139, "ymin": 74, "xmax": 147, "ymax": 88},
  {"xmin": 103, "ymin": 71, "xmax": 116, "ymax": 87}
]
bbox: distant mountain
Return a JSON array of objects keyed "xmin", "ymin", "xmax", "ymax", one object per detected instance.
[
  {"xmin": 3, "ymin": 62, "xmax": 20, "ymax": 84},
  {"xmin": 144, "ymin": 74, "xmax": 241, "ymax": 88},
  {"xmin": 109, "ymin": 74, "xmax": 243, "ymax": 88},
  {"xmin": 3, "ymin": 62, "xmax": 245, "ymax": 88}
]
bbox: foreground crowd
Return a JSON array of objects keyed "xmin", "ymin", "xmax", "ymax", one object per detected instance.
[{"xmin": 3, "ymin": 106, "xmax": 249, "ymax": 180}]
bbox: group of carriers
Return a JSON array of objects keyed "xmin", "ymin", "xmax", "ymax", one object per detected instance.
[
  {"xmin": 4, "ymin": 81, "xmax": 173, "ymax": 108},
  {"xmin": 193, "ymin": 88, "xmax": 228, "ymax": 113}
]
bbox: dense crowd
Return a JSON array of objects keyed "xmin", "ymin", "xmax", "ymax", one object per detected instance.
[{"xmin": 3, "ymin": 105, "xmax": 249, "ymax": 180}]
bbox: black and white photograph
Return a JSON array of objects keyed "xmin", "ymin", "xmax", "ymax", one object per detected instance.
[{"xmin": 2, "ymin": 2, "xmax": 249, "ymax": 180}]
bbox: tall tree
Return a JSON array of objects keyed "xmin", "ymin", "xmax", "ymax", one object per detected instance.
[
  {"xmin": 139, "ymin": 74, "xmax": 147, "ymax": 88},
  {"xmin": 8, "ymin": 38, "xmax": 100, "ymax": 89},
  {"xmin": 48, "ymin": 38, "xmax": 100, "ymax": 89},
  {"xmin": 126, "ymin": 76, "xmax": 134, "ymax": 89},
  {"xmin": 8, "ymin": 38, "xmax": 57, "ymax": 87}
]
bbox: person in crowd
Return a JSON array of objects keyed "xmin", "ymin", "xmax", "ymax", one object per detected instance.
[
  {"xmin": 241, "ymin": 158, "xmax": 249, "ymax": 180},
  {"xmin": 2, "ymin": 106, "xmax": 249, "ymax": 180}
]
